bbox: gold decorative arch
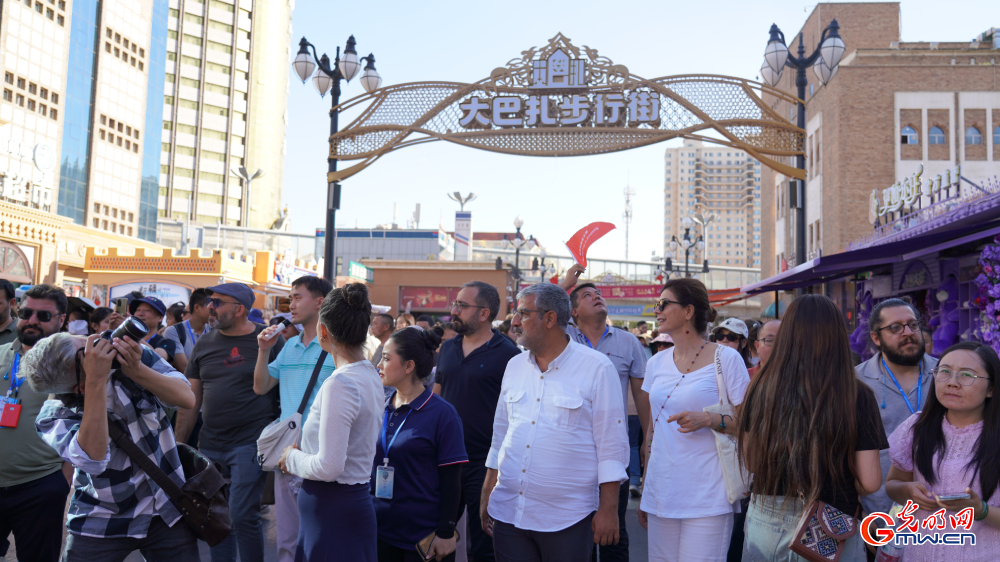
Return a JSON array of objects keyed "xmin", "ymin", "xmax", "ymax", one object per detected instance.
[{"xmin": 328, "ymin": 33, "xmax": 805, "ymax": 183}]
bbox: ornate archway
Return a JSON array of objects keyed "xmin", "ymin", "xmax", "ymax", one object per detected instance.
[
  {"xmin": 0, "ymin": 241, "xmax": 33, "ymax": 284},
  {"xmin": 327, "ymin": 33, "xmax": 805, "ymax": 183}
]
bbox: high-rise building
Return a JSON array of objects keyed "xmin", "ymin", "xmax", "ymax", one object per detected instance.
[
  {"xmin": 158, "ymin": 0, "xmax": 291, "ymax": 230},
  {"xmin": 663, "ymin": 140, "xmax": 762, "ymax": 268}
]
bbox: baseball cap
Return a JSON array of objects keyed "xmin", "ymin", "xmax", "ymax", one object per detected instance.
[
  {"xmin": 129, "ymin": 296, "xmax": 166, "ymax": 317},
  {"xmin": 248, "ymin": 308, "xmax": 265, "ymax": 325},
  {"xmin": 651, "ymin": 333, "xmax": 673, "ymax": 344},
  {"xmin": 206, "ymin": 283, "xmax": 255, "ymax": 310},
  {"xmin": 712, "ymin": 318, "xmax": 749, "ymax": 338}
]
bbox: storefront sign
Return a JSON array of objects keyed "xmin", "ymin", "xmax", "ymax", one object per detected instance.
[
  {"xmin": 400, "ymin": 287, "xmax": 461, "ymax": 312},
  {"xmin": 608, "ymin": 304, "xmax": 656, "ymax": 316},
  {"xmin": 110, "ymin": 282, "xmax": 192, "ymax": 308},
  {"xmin": 348, "ymin": 261, "xmax": 374, "ymax": 283},
  {"xmin": 899, "ymin": 260, "xmax": 932, "ymax": 291},
  {"xmin": 869, "ymin": 165, "xmax": 961, "ymax": 224},
  {"xmin": 594, "ymin": 284, "xmax": 661, "ymax": 299},
  {"xmin": 0, "ymin": 140, "xmax": 55, "ymax": 211}
]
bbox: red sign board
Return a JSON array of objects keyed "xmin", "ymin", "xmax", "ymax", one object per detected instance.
[
  {"xmin": 399, "ymin": 287, "xmax": 462, "ymax": 312},
  {"xmin": 594, "ymin": 284, "xmax": 661, "ymax": 300}
]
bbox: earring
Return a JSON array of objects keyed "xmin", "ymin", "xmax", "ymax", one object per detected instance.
[{"xmin": 685, "ymin": 329, "xmax": 690, "ymax": 334}]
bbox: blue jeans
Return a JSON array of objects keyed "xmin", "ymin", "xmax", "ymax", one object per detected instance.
[
  {"xmin": 627, "ymin": 415, "xmax": 642, "ymax": 486},
  {"xmin": 742, "ymin": 495, "xmax": 866, "ymax": 562},
  {"xmin": 201, "ymin": 443, "xmax": 267, "ymax": 562}
]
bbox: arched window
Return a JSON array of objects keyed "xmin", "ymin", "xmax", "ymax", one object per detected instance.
[
  {"xmin": 994, "ymin": 125, "xmax": 1000, "ymax": 146},
  {"xmin": 966, "ymin": 126, "xmax": 983, "ymax": 145},
  {"xmin": 901, "ymin": 126, "xmax": 918, "ymax": 145},
  {"xmin": 929, "ymin": 126, "xmax": 946, "ymax": 145}
]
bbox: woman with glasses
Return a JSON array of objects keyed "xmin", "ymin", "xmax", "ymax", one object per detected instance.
[
  {"xmin": 638, "ymin": 278, "xmax": 751, "ymax": 562},
  {"xmin": 711, "ymin": 318, "xmax": 753, "ymax": 368},
  {"xmin": 884, "ymin": 341, "xmax": 1000, "ymax": 561}
]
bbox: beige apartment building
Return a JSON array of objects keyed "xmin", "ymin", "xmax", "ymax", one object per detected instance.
[
  {"xmin": 159, "ymin": 0, "xmax": 291, "ymax": 229},
  {"xmin": 759, "ymin": 3, "xmax": 1000, "ymax": 287},
  {"xmin": 664, "ymin": 140, "xmax": 762, "ymax": 269}
]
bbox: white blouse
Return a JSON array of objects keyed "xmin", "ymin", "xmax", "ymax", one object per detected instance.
[
  {"xmin": 284, "ymin": 361, "xmax": 384, "ymax": 484},
  {"xmin": 639, "ymin": 344, "xmax": 750, "ymax": 519}
]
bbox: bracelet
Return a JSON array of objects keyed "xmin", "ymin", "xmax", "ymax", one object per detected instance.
[{"xmin": 975, "ymin": 499, "xmax": 989, "ymax": 521}]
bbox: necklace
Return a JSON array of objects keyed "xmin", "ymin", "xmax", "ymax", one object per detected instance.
[{"xmin": 648, "ymin": 342, "xmax": 707, "ymax": 447}]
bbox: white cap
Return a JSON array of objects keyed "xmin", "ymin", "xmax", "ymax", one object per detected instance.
[{"xmin": 712, "ymin": 318, "xmax": 749, "ymax": 338}]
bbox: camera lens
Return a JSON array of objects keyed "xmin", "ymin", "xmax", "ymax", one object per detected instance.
[{"xmin": 109, "ymin": 317, "xmax": 149, "ymax": 343}]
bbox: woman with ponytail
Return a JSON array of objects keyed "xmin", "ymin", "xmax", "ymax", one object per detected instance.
[{"xmin": 373, "ymin": 326, "xmax": 468, "ymax": 562}]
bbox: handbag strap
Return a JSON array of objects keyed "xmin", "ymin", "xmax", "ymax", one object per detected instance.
[
  {"xmin": 296, "ymin": 351, "xmax": 329, "ymax": 416},
  {"xmin": 105, "ymin": 413, "xmax": 186, "ymax": 502},
  {"xmin": 713, "ymin": 346, "xmax": 730, "ymax": 406}
]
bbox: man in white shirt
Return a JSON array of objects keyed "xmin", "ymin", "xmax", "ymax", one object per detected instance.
[{"xmin": 480, "ymin": 283, "xmax": 629, "ymax": 562}]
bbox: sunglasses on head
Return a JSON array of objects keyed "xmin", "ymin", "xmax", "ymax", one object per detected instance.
[
  {"xmin": 18, "ymin": 308, "xmax": 56, "ymax": 322},
  {"xmin": 716, "ymin": 332, "xmax": 741, "ymax": 342}
]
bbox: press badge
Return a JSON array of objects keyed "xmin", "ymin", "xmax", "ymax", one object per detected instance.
[{"xmin": 375, "ymin": 465, "xmax": 395, "ymax": 499}]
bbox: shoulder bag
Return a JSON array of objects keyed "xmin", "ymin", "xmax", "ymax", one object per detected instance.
[
  {"xmin": 703, "ymin": 346, "xmax": 750, "ymax": 504},
  {"xmin": 790, "ymin": 500, "xmax": 860, "ymax": 562},
  {"xmin": 256, "ymin": 351, "xmax": 329, "ymax": 472},
  {"xmin": 107, "ymin": 414, "xmax": 232, "ymax": 547}
]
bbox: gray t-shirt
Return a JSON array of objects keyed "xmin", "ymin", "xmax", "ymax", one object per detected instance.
[
  {"xmin": 186, "ymin": 324, "xmax": 285, "ymax": 450},
  {"xmin": 164, "ymin": 320, "xmax": 210, "ymax": 358},
  {"xmin": 567, "ymin": 325, "xmax": 647, "ymax": 417}
]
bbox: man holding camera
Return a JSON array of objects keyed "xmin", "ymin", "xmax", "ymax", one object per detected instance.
[
  {"xmin": 0, "ymin": 284, "xmax": 73, "ymax": 562},
  {"xmin": 24, "ymin": 326, "xmax": 196, "ymax": 561}
]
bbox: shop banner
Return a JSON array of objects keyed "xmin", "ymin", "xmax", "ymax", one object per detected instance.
[
  {"xmin": 400, "ymin": 287, "xmax": 462, "ymax": 312},
  {"xmin": 565, "ymin": 222, "xmax": 616, "ymax": 267},
  {"xmin": 595, "ymin": 284, "xmax": 662, "ymax": 300},
  {"xmin": 608, "ymin": 304, "xmax": 656, "ymax": 317},
  {"xmin": 110, "ymin": 282, "xmax": 191, "ymax": 308}
]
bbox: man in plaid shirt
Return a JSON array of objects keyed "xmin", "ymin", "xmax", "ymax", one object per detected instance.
[{"xmin": 23, "ymin": 331, "xmax": 197, "ymax": 562}]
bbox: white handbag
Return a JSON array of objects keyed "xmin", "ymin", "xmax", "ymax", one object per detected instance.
[
  {"xmin": 703, "ymin": 346, "xmax": 750, "ymax": 504},
  {"xmin": 256, "ymin": 351, "xmax": 328, "ymax": 472}
]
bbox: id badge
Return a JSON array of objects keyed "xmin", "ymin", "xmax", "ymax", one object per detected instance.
[
  {"xmin": 0, "ymin": 402, "xmax": 21, "ymax": 428},
  {"xmin": 375, "ymin": 465, "xmax": 394, "ymax": 499}
]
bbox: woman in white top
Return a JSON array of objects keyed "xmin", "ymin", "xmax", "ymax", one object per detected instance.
[
  {"xmin": 278, "ymin": 283, "xmax": 384, "ymax": 562},
  {"xmin": 638, "ymin": 278, "xmax": 750, "ymax": 562}
]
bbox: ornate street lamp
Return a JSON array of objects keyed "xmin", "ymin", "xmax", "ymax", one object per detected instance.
[
  {"xmin": 501, "ymin": 216, "xmax": 536, "ymax": 301},
  {"xmin": 668, "ymin": 215, "xmax": 705, "ymax": 278},
  {"xmin": 292, "ymin": 35, "xmax": 383, "ymax": 280},
  {"xmin": 761, "ymin": 19, "xmax": 844, "ymax": 272}
]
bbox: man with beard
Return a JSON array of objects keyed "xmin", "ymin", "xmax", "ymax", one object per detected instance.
[
  {"xmin": 856, "ymin": 298, "xmax": 937, "ymax": 519},
  {"xmin": 433, "ymin": 280, "xmax": 520, "ymax": 562},
  {"xmin": 0, "ymin": 279, "xmax": 18, "ymax": 346},
  {"xmin": 0, "ymin": 284, "xmax": 71, "ymax": 562},
  {"xmin": 175, "ymin": 283, "xmax": 284, "ymax": 562}
]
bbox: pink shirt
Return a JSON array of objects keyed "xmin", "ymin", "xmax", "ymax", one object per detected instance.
[{"xmin": 888, "ymin": 413, "xmax": 1000, "ymax": 561}]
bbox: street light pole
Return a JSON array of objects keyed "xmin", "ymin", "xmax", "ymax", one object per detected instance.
[
  {"xmin": 502, "ymin": 216, "xmax": 535, "ymax": 307},
  {"xmin": 669, "ymin": 216, "xmax": 705, "ymax": 279},
  {"xmin": 293, "ymin": 36, "xmax": 382, "ymax": 281}
]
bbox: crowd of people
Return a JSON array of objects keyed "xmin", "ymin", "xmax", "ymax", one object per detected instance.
[{"xmin": 0, "ymin": 271, "xmax": 997, "ymax": 562}]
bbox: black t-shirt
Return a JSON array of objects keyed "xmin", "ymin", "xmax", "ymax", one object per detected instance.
[
  {"xmin": 750, "ymin": 385, "xmax": 889, "ymax": 516},
  {"xmin": 436, "ymin": 330, "xmax": 522, "ymax": 464},
  {"xmin": 186, "ymin": 324, "xmax": 285, "ymax": 450},
  {"xmin": 148, "ymin": 334, "xmax": 177, "ymax": 362}
]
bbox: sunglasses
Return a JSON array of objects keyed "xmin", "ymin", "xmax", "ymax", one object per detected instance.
[
  {"xmin": 207, "ymin": 298, "xmax": 240, "ymax": 309},
  {"xmin": 653, "ymin": 299, "xmax": 684, "ymax": 313},
  {"xmin": 18, "ymin": 308, "xmax": 57, "ymax": 322},
  {"xmin": 716, "ymin": 332, "xmax": 741, "ymax": 342}
]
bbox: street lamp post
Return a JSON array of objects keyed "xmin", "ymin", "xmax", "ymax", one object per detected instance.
[
  {"xmin": 760, "ymin": 20, "xmax": 845, "ymax": 270},
  {"xmin": 292, "ymin": 35, "xmax": 383, "ymax": 281},
  {"xmin": 668, "ymin": 216, "xmax": 706, "ymax": 278},
  {"xmin": 501, "ymin": 216, "xmax": 536, "ymax": 302},
  {"xmin": 230, "ymin": 166, "xmax": 264, "ymax": 227}
]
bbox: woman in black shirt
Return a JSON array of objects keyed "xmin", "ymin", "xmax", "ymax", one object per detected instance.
[{"xmin": 738, "ymin": 295, "xmax": 887, "ymax": 562}]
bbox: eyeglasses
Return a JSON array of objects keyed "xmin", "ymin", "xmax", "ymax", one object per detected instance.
[
  {"xmin": 933, "ymin": 367, "xmax": 990, "ymax": 386},
  {"xmin": 716, "ymin": 332, "xmax": 741, "ymax": 342},
  {"xmin": 759, "ymin": 337, "xmax": 776, "ymax": 347},
  {"xmin": 512, "ymin": 307, "xmax": 545, "ymax": 318},
  {"xmin": 18, "ymin": 308, "xmax": 56, "ymax": 322},
  {"xmin": 207, "ymin": 298, "xmax": 239, "ymax": 309},
  {"xmin": 451, "ymin": 301, "xmax": 488, "ymax": 312},
  {"xmin": 653, "ymin": 299, "xmax": 684, "ymax": 313},
  {"xmin": 876, "ymin": 321, "xmax": 921, "ymax": 335}
]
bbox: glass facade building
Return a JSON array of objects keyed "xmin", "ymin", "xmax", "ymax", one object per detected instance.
[
  {"xmin": 139, "ymin": 0, "xmax": 169, "ymax": 241},
  {"xmin": 58, "ymin": 0, "xmax": 102, "ymax": 224}
]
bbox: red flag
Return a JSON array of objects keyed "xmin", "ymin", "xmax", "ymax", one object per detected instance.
[
  {"xmin": 565, "ymin": 222, "xmax": 616, "ymax": 268},
  {"xmin": 549, "ymin": 274, "xmax": 559, "ymax": 284}
]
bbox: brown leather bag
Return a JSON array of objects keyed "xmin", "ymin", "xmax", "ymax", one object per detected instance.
[
  {"xmin": 107, "ymin": 414, "xmax": 232, "ymax": 547},
  {"xmin": 789, "ymin": 500, "xmax": 859, "ymax": 562}
]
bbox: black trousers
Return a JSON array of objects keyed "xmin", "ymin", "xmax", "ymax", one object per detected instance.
[
  {"xmin": 377, "ymin": 538, "xmax": 456, "ymax": 562},
  {"xmin": 0, "ymin": 469, "xmax": 70, "ymax": 562},
  {"xmin": 493, "ymin": 513, "xmax": 594, "ymax": 562},
  {"xmin": 594, "ymin": 482, "xmax": 629, "ymax": 562},
  {"xmin": 459, "ymin": 461, "xmax": 495, "ymax": 562}
]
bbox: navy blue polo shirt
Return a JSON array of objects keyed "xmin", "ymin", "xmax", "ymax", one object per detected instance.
[
  {"xmin": 435, "ymin": 329, "xmax": 522, "ymax": 463},
  {"xmin": 371, "ymin": 386, "xmax": 468, "ymax": 549}
]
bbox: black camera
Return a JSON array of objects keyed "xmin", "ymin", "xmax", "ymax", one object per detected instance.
[{"xmin": 99, "ymin": 316, "xmax": 149, "ymax": 369}]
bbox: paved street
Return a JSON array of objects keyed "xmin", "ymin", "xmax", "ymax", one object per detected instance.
[{"xmin": 6, "ymin": 496, "xmax": 651, "ymax": 562}]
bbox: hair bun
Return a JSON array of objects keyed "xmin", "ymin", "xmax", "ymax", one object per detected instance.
[
  {"xmin": 421, "ymin": 328, "xmax": 442, "ymax": 351},
  {"xmin": 343, "ymin": 283, "xmax": 369, "ymax": 311},
  {"xmin": 707, "ymin": 307, "xmax": 719, "ymax": 324}
]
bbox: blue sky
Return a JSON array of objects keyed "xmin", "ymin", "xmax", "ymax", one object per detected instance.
[{"xmin": 281, "ymin": 0, "xmax": 994, "ymax": 265}]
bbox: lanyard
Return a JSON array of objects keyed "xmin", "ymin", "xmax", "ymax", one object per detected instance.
[
  {"xmin": 6, "ymin": 354, "xmax": 23, "ymax": 396},
  {"xmin": 381, "ymin": 405, "xmax": 413, "ymax": 467},
  {"xmin": 581, "ymin": 326, "xmax": 609, "ymax": 350},
  {"xmin": 881, "ymin": 357, "xmax": 923, "ymax": 415}
]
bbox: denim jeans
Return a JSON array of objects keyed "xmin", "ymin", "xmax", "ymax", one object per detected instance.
[
  {"xmin": 742, "ymin": 495, "xmax": 866, "ymax": 562},
  {"xmin": 201, "ymin": 443, "xmax": 267, "ymax": 562},
  {"xmin": 627, "ymin": 415, "xmax": 642, "ymax": 487}
]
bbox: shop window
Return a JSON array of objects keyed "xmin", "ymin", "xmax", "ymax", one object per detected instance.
[
  {"xmin": 929, "ymin": 126, "xmax": 946, "ymax": 145},
  {"xmin": 901, "ymin": 126, "xmax": 918, "ymax": 145},
  {"xmin": 965, "ymin": 126, "xmax": 982, "ymax": 145}
]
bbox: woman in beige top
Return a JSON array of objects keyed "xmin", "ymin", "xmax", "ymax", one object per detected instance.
[{"xmin": 278, "ymin": 283, "xmax": 384, "ymax": 562}]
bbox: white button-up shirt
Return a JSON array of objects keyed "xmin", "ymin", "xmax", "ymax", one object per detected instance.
[{"xmin": 486, "ymin": 339, "xmax": 629, "ymax": 532}]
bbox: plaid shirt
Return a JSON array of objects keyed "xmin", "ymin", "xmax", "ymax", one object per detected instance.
[{"xmin": 36, "ymin": 349, "xmax": 189, "ymax": 539}]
